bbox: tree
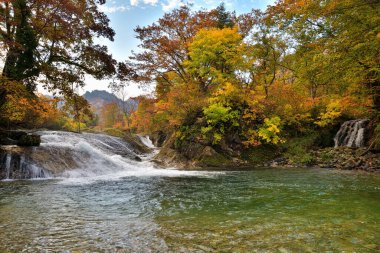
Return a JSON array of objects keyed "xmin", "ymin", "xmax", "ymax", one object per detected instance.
[
  {"xmin": 1, "ymin": 0, "xmax": 39, "ymax": 92},
  {"xmin": 62, "ymin": 84, "xmax": 93, "ymax": 133},
  {"xmin": 0, "ymin": 0, "xmax": 116, "ymax": 98},
  {"xmin": 109, "ymin": 81, "xmax": 136, "ymax": 130},
  {"xmin": 185, "ymin": 27, "xmax": 244, "ymax": 91},
  {"xmin": 215, "ymin": 3, "xmax": 234, "ymax": 29},
  {"xmin": 127, "ymin": 6, "xmax": 219, "ymax": 86},
  {"xmin": 268, "ymin": 0, "xmax": 380, "ymax": 111},
  {"xmin": 100, "ymin": 102, "xmax": 124, "ymax": 129},
  {"xmin": 247, "ymin": 10, "xmax": 288, "ymax": 98}
]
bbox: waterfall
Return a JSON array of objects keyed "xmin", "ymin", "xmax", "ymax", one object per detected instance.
[
  {"xmin": 0, "ymin": 131, "xmax": 148, "ymax": 180},
  {"xmin": 138, "ymin": 135, "xmax": 156, "ymax": 149},
  {"xmin": 0, "ymin": 149, "xmax": 51, "ymax": 180},
  {"xmin": 5, "ymin": 154, "xmax": 11, "ymax": 179},
  {"xmin": 1, "ymin": 131, "xmax": 216, "ymax": 181},
  {"xmin": 334, "ymin": 119, "xmax": 369, "ymax": 148}
]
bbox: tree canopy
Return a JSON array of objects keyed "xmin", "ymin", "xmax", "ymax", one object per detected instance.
[{"xmin": 0, "ymin": 0, "xmax": 116, "ymax": 96}]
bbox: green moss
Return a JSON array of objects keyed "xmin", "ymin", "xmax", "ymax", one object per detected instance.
[
  {"xmin": 102, "ymin": 128, "xmax": 126, "ymax": 138},
  {"xmin": 199, "ymin": 153, "xmax": 231, "ymax": 167},
  {"xmin": 320, "ymin": 150, "xmax": 334, "ymax": 162},
  {"xmin": 282, "ymin": 132, "xmax": 318, "ymax": 166},
  {"xmin": 241, "ymin": 145, "xmax": 279, "ymax": 165}
]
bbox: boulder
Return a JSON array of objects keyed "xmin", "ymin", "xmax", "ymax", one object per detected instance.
[
  {"xmin": 0, "ymin": 130, "xmax": 41, "ymax": 146},
  {"xmin": 150, "ymin": 131, "xmax": 167, "ymax": 147},
  {"xmin": 18, "ymin": 134, "xmax": 41, "ymax": 146}
]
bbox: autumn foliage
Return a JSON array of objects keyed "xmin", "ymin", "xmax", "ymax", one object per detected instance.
[{"xmin": 128, "ymin": 2, "xmax": 378, "ymax": 152}]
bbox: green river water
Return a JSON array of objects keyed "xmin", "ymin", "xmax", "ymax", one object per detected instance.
[{"xmin": 0, "ymin": 168, "xmax": 379, "ymax": 252}]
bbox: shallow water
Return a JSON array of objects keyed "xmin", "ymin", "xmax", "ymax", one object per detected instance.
[{"xmin": 0, "ymin": 168, "xmax": 379, "ymax": 252}]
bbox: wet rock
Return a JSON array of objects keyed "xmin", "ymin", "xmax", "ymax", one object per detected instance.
[
  {"xmin": 0, "ymin": 137, "xmax": 18, "ymax": 145},
  {"xmin": 0, "ymin": 130, "xmax": 40, "ymax": 146},
  {"xmin": 150, "ymin": 131, "xmax": 167, "ymax": 147},
  {"xmin": 18, "ymin": 134, "xmax": 41, "ymax": 146}
]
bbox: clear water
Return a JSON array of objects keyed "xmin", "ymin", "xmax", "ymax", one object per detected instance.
[{"xmin": 0, "ymin": 168, "xmax": 379, "ymax": 252}]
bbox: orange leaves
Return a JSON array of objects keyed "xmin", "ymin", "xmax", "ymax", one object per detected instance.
[{"xmin": 100, "ymin": 102, "xmax": 124, "ymax": 129}]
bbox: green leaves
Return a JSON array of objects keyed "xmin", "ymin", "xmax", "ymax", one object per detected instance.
[{"xmin": 202, "ymin": 103, "xmax": 240, "ymax": 144}]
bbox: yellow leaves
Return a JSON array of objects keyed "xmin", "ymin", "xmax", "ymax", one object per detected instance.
[
  {"xmin": 185, "ymin": 27, "xmax": 245, "ymax": 88},
  {"xmin": 213, "ymin": 82, "xmax": 235, "ymax": 97},
  {"xmin": 315, "ymin": 99, "xmax": 342, "ymax": 127},
  {"xmin": 258, "ymin": 116, "xmax": 284, "ymax": 145}
]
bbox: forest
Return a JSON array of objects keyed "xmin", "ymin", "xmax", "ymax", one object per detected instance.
[
  {"xmin": 1, "ymin": 1, "xmax": 380, "ymax": 251},
  {"xmin": 1, "ymin": 0, "xmax": 379, "ymax": 167}
]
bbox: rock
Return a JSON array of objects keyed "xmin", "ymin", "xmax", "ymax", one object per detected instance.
[
  {"xmin": 0, "ymin": 130, "xmax": 27, "ymax": 145},
  {"xmin": 150, "ymin": 131, "xmax": 167, "ymax": 147},
  {"xmin": 202, "ymin": 146, "xmax": 217, "ymax": 157},
  {"xmin": 0, "ymin": 137, "xmax": 18, "ymax": 145},
  {"xmin": 0, "ymin": 131, "xmax": 41, "ymax": 147},
  {"xmin": 18, "ymin": 134, "xmax": 41, "ymax": 146},
  {"xmin": 133, "ymin": 155, "xmax": 142, "ymax": 162}
]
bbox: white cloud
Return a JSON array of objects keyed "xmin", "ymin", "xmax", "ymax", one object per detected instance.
[
  {"xmin": 98, "ymin": 5, "xmax": 129, "ymax": 13},
  {"xmin": 130, "ymin": 0, "xmax": 159, "ymax": 7},
  {"xmin": 130, "ymin": 0, "xmax": 139, "ymax": 6},
  {"xmin": 161, "ymin": 0, "xmax": 184, "ymax": 12},
  {"xmin": 143, "ymin": 0, "xmax": 159, "ymax": 5}
]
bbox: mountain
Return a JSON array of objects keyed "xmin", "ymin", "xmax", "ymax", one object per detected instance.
[{"xmin": 83, "ymin": 90, "xmax": 139, "ymax": 114}]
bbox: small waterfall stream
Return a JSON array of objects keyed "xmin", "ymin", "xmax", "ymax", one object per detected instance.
[
  {"xmin": 0, "ymin": 131, "xmax": 146, "ymax": 180},
  {"xmin": 334, "ymin": 119, "xmax": 369, "ymax": 148},
  {"xmin": 5, "ymin": 154, "xmax": 11, "ymax": 179},
  {"xmin": 0, "ymin": 150, "xmax": 50, "ymax": 180},
  {"xmin": 1, "ymin": 131, "xmax": 209, "ymax": 181}
]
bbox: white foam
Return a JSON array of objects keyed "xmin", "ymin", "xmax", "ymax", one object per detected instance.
[
  {"xmin": 33, "ymin": 131, "xmax": 222, "ymax": 184},
  {"xmin": 139, "ymin": 135, "xmax": 156, "ymax": 149}
]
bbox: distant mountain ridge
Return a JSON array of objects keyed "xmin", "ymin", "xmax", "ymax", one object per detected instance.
[{"xmin": 83, "ymin": 90, "xmax": 138, "ymax": 114}]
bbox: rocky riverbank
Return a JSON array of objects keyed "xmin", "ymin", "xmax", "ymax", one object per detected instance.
[
  {"xmin": 153, "ymin": 146, "xmax": 380, "ymax": 172},
  {"xmin": 263, "ymin": 147, "xmax": 380, "ymax": 173}
]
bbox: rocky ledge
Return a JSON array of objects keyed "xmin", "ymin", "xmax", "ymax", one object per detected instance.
[
  {"xmin": 264, "ymin": 147, "xmax": 380, "ymax": 173},
  {"xmin": 0, "ymin": 130, "xmax": 41, "ymax": 146}
]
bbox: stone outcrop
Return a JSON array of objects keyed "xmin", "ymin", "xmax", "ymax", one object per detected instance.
[{"xmin": 0, "ymin": 130, "xmax": 41, "ymax": 146}]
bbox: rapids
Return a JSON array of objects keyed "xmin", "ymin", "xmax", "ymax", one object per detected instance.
[{"xmin": 0, "ymin": 131, "xmax": 213, "ymax": 180}]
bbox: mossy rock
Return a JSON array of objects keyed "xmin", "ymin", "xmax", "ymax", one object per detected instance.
[
  {"xmin": 18, "ymin": 134, "xmax": 41, "ymax": 146},
  {"xmin": 197, "ymin": 147, "xmax": 232, "ymax": 167},
  {"xmin": 240, "ymin": 145, "xmax": 279, "ymax": 165}
]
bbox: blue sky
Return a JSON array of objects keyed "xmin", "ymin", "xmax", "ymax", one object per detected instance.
[{"xmin": 84, "ymin": 0, "xmax": 275, "ymax": 97}]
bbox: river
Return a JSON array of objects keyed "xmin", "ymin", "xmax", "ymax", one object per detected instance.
[
  {"xmin": 0, "ymin": 168, "xmax": 379, "ymax": 252},
  {"xmin": 0, "ymin": 131, "xmax": 379, "ymax": 252}
]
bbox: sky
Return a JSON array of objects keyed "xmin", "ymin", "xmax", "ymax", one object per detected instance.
[{"xmin": 83, "ymin": 0, "xmax": 276, "ymax": 98}]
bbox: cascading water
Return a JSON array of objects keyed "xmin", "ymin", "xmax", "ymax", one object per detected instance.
[
  {"xmin": 138, "ymin": 135, "xmax": 156, "ymax": 149},
  {"xmin": 1, "ymin": 131, "xmax": 212, "ymax": 181},
  {"xmin": 334, "ymin": 119, "xmax": 369, "ymax": 148},
  {"xmin": 0, "ymin": 148, "xmax": 51, "ymax": 180},
  {"xmin": 5, "ymin": 154, "xmax": 11, "ymax": 179}
]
